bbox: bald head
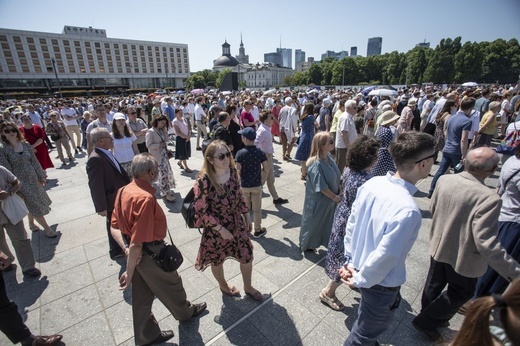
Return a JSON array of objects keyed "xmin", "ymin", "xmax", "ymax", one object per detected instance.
[{"xmin": 465, "ymin": 147, "xmax": 499, "ymax": 177}]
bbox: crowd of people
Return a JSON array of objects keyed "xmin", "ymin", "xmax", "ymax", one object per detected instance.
[{"xmin": 0, "ymin": 82, "xmax": 519, "ymax": 345}]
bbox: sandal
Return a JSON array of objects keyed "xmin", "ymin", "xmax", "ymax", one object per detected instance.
[
  {"xmin": 319, "ymin": 290, "xmax": 344, "ymax": 311},
  {"xmin": 177, "ymin": 161, "xmax": 183, "ymax": 169},
  {"xmin": 29, "ymin": 225, "xmax": 40, "ymax": 232},
  {"xmin": 45, "ymin": 229, "xmax": 57, "ymax": 238},
  {"xmin": 184, "ymin": 168, "xmax": 193, "ymax": 173},
  {"xmin": 301, "ymin": 173, "xmax": 307, "ymax": 181},
  {"xmin": 220, "ymin": 285, "xmax": 241, "ymax": 297},
  {"xmin": 245, "ymin": 289, "xmax": 264, "ymax": 302}
]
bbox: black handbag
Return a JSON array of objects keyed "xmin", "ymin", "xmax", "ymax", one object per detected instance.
[
  {"xmin": 142, "ymin": 229, "xmax": 183, "ymax": 272},
  {"xmin": 181, "ymin": 187, "xmax": 200, "ymax": 232}
]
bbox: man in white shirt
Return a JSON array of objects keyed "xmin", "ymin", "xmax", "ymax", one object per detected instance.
[
  {"xmin": 278, "ymin": 97, "xmax": 298, "ymax": 161},
  {"xmin": 194, "ymin": 96, "xmax": 207, "ymax": 150},
  {"xmin": 60, "ymin": 101, "xmax": 83, "ymax": 154},
  {"xmin": 255, "ymin": 112, "xmax": 288, "ymax": 205},
  {"xmin": 335, "ymin": 100, "xmax": 358, "ymax": 173}
]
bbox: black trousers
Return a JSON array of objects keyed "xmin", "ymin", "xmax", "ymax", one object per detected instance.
[
  {"xmin": 414, "ymin": 257, "xmax": 476, "ymax": 330},
  {"xmin": 106, "ymin": 211, "xmax": 124, "ymax": 259},
  {"xmin": 137, "ymin": 142, "xmax": 148, "ymax": 153},
  {"xmin": 0, "ymin": 273, "xmax": 31, "ymax": 343}
]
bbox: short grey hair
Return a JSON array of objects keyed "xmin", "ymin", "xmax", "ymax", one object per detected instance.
[
  {"xmin": 345, "ymin": 100, "xmax": 357, "ymax": 110},
  {"xmin": 90, "ymin": 127, "xmax": 109, "ymax": 144},
  {"xmin": 132, "ymin": 153, "xmax": 158, "ymax": 179}
]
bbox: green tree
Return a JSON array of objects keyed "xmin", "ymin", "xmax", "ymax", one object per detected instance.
[
  {"xmin": 384, "ymin": 51, "xmax": 406, "ymax": 84},
  {"xmin": 423, "ymin": 37, "xmax": 461, "ymax": 83},
  {"xmin": 308, "ymin": 63, "xmax": 322, "ymax": 85},
  {"xmin": 453, "ymin": 41, "xmax": 484, "ymax": 83},
  {"xmin": 406, "ymin": 47, "xmax": 428, "ymax": 84},
  {"xmin": 184, "ymin": 74, "xmax": 206, "ymax": 90},
  {"xmin": 216, "ymin": 68, "xmax": 232, "ymax": 88},
  {"xmin": 320, "ymin": 57, "xmax": 336, "ymax": 85}
]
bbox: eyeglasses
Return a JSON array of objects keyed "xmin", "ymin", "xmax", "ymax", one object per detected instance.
[
  {"xmin": 414, "ymin": 153, "xmax": 436, "ymax": 164},
  {"xmin": 129, "ymin": 112, "xmax": 137, "ymax": 115},
  {"xmin": 213, "ymin": 152, "xmax": 231, "ymax": 161},
  {"xmin": 3, "ymin": 128, "xmax": 17, "ymax": 134},
  {"xmin": 49, "ymin": 115, "xmax": 56, "ymax": 117}
]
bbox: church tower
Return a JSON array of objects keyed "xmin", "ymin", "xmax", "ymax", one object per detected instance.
[{"xmin": 236, "ymin": 33, "xmax": 249, "ymax": 64}]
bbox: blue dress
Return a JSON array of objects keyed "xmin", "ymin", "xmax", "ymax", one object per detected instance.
[
  {"xmin": 370, "ymin": 126, "xmax": 396, "ymax": 176},
  {"xmin": 295, "ymin": 115, "xmax": 315, "ymax": 161},
  {"xmin": 325, "ymin": 168, "xmax": 371, "ymax": 282},
  {"xmin": 299, "ymin": 154, "xmax": 341, "ymax": 251}
]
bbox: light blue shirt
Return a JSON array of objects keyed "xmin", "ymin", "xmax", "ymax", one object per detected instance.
[{"xmin": 344, "ymin": 172, "xmax": 422, "ymax": 288}]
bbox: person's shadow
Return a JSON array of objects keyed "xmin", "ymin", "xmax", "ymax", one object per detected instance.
[{"xmin": 2, "ymin": 270, "xmax": 49, "ymax": 322}]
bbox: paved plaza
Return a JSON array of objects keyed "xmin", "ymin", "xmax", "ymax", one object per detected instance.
[{"xmin": 1, "ymin": 137, "xmax": 501, "ymax": 346}]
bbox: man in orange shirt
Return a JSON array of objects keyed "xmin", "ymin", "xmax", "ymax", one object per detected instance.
[{"xmin": 110, "ymin": 153, "xmax": 206, "ymax": 346}]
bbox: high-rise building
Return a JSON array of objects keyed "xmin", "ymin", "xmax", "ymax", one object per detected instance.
[
  {"xmin": 235, "ymin": 33, "xmax": 249, "ymax": 64},
  {"xmin": 277, "ymin": 48, "xmax": 292, "ymax": 69},
  {"xmin": 0, "ymin": 25, "xmax": 190, "ymax": 91},
  {"xmin": 350, "ymin": 47, "xmax": 357, "ymax": 57},
  {"xmin": 295, "ymin": 49, "xmax": 305, "ymax": 71},
  {"xmin": 367, "ymin": 37, "xmax": 383, "ymax": 56},
  {"xmin": 416, "ymin": 41, "xmax": 430, "ymax": 49},
  {"xmin": 320, "ymin": 50, "xmax": 348, "ymax": 61},
  {"xmin": 264, "ymin": 47, "xmax": 292, "ymax": 68},
  {"xmin": 264, "ymin": 52, "xmax": 283, "ymax": 66}
]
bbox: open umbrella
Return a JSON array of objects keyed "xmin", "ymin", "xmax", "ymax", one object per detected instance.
[
  {"xmin": 221, "ymin": 91, "xmax": 232, "ymax": 96},
  {"xmin": 462, "ymin": 82, "xmax": 478, "ymax": 87},
  {"xmin": 368, "ymin": 89, "xmax": 398, "ymax": 97},
  {"xmin": 176, "ymin": 90, "xmax": 185, "ymax": 94},
  {"xmin": 362, "ymin": 86, "xmax": 376, "ymax": 95},
  {"xmin": 191, "ymin": 88, "xmax": 204, "ymax": 95}
]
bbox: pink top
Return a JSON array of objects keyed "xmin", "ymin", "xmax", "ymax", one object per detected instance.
[{"xmin": 173, "ymin": 118, "xmax": 189, "ymax": 137}]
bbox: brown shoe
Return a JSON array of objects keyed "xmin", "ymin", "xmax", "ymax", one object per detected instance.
[{"xmin": 32, "ymin": 334, "xmax": 63, "ymax": 346}]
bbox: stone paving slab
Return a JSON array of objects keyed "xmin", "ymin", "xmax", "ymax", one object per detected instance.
[{"xmin": 1, "ymin": 136, "xmax": 502, "ymax": 346}]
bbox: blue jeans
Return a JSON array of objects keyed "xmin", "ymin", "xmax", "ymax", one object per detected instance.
[
  {"xmin": 344, "ymin": 285, "xmax": 401, "ymax": 346},
  {"xmin": 429, "ymin": 152, "xmax": 463, "ymax": 195}
]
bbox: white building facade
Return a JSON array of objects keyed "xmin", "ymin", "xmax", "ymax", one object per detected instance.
[{"xmin": 0, "ymin": 26, "xmax": 190, "ymax": 91}]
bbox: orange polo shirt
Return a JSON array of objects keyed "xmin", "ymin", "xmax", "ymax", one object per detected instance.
[{"xmin": 111, "ymin": 178, "xmax": 167, "ymax": 243}]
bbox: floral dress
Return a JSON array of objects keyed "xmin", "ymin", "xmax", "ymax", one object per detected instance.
[
  {"xmin": 325, "ymin": 168, "xmax": 370, "ymax": 282},
  {"xmin": 193, "ymin": 168, "xmax": 253, "ymax": 271},
  {"xmin": 370, "ymin": 126, "xmax": 396, "ymax": 177},
  {"xmin": 434, "ymin": 115, "xmax": 448, "ymax": 153},
  {"xmin": 1, "ymin": 142, "xmax": 51, "ymax": 216}
]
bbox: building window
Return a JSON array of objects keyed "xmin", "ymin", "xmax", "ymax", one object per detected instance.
[
  {"xmin": 32, "ymin": 58, "xmax": 39, "ymax": 66},
  {"xmin": 1, "ymin": 42, "xmax": 9, "ymax": 49},
  {"xmin": 131, "ymin": 45, "xmax": 136, "ymax": 50},
  {"xmin": 74, "ymin": 41, "xmax": 80, "ymax": 47},
  {"xmin": 15, "ymin": 43, "xmax": 23, "ymax": 50},
  {"xmin": 90, "ymin": 67, "xmax": 96, "ymax": 73},
  {"xmin": 87, "ymin": 55, "xmax": 93, "ymax": 60},
  {"xmin": 86, "ymin": 48, "xmax": 92, "ymax": 54},
  {"xmin": 105, "ymin": 43, "xmax": 110, "ymax": 48},
  {"xmin": 99, "ymin": 68, "xmax": 105, "ymax": 73},
  {"xmin": 69, "ymin": 67, "xmax": 76, "ymax": 73},
  {"xmin": 6, "ymin": 58, "xmax": 14, "ymax": 65},
  {"xmin": 97, "ymin": 55, "xmax": 103, "ymax": 61},
  {"xmin": 8, "ymin": 66, "xmax": 17, "ymax": 72},
  {"xmin": 96, "ymin": 49, "xmax": 101, "ymax": 54},
  {"xmin": 139, "ymin": 45, "xmax": 144, "ymax": 50},
  {"xmin": 114, "ymin": 44, "xmax": 119, "ymax": 49},
  {"xmin": 28, "ymin": 44, "xmax": 36, "ymax": 51},
  {"xmin": 67, "ymin": 60, "xmax": 74, "ymax": 66},
  {"xmin": 34, "ymin": 66, "xmax": 42, "ymax": 73},
  {"xmin": 76, "ymin": 48, "xmax": 82, "ymax": 54},
  {"xmin": 105, "ymin": 49, "xmax": 110, "ymax": 55},
  {"xmin": 123, "ymin": 44, "xmax": 127, "ymax": 50},
  {"xmin": 58, "ymin": 67, "xmax": 65, "ymax": 73},
  {"xmin": 109, "ymin": 68, "xmax": 114, "ymax": 73},
  {"xmin": 26, "ymin": 37, "xmax": 34, "ymax": 44},
  {"xmin": 17, "ymin": 51, "xmax": 26, "ymax": 58},
  {"xmin": 41, "ymin": 45, "xmax": 48, "ymax": 52},
  {"xmin": 43, "ymin": 52, "xmax": 50, "ymax": 59},
  {"xmin": 63, "ymin": 40, "xmax": 70, "ymax": 46},
  {"xmin": 20, "ymin": 58, "xmax": 27, "ymax": 65},
  {"xmin": 0, "ymin": 35, "xmax": 7, "ymax": 42},
  {"xmin": 39, "ymin": 38, "xmax": 46, "ymax": 44},
  {"xmin": 85, "ymin": 42, "xmax": 91, "ymax": 47},
  {"xmin": 80, "ymin": 68, "xmax": 86, "ymax": 73},
  {"xmin": 95, "ymin": 42, "xmax": 100, "ymax": 48},
  {"xmin": 66, "ymin": 54, "xmax": 72, "ymax": 59},
  {"xmin": 117, "ymin": 68, "xmax": 123, "ymax": 73},
  {"xmin": 13, "ymin": 36, "xmax": 21, "ymax": 43}
]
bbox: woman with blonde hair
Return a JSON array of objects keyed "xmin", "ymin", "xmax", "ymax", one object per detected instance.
[
  {"xmin": 474, "ymin": 101, "xmax": 501, "ymax": 147},
  {"xmin": 451, "ymin": 278, "xmax": 520, "ymax": 346},
  {"xmin": 192, "ymin": 140, "xmax": 264, "ymax": 301},
  {"xmin": 299, "ymin": 132, "xmax": 341, "ymax": 252}
]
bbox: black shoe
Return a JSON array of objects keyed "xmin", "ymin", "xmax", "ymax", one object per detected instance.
[
  {"xmin": 23, "ymin": 268, "xmax": 42, "ymax": 277},
  {"xmin": 191, "ymin": 302, "xmax": 207, "ymax": 318},
  {"xmin": 76, "ymin": 146, "xmax": 83, "ymax": 152},
  {"xmin": 196, "ymin": 146, "xmax": 202, "ymax": 151},
  {"xmin": 412, "ymin": 319, "xmax": 442, "ymax": 342},
  {"xmin": 273, "ymin": 198, "xmax": 288, "ymax": 205},
  {"xmin": 32, "ymin": 334, "xmax": 63, "ymax": 346},
  {"xmin": 74, "ymin": 148, "xmax": 79, "ymax": 155},
  {"xmin": 253, "ymin": 228, "xmax": 267, "ymax": 238},
  {"xmin": 143, "ymin": 330, "xmax": 174, "ymax": 346},
  {"xmin": 427, "ymin": 192, "xmax": 432, "ymax": 199}
]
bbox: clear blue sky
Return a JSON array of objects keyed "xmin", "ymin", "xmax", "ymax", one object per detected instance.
[{"xmin": 1, "ymin": 0, "xmax": 519, "ymax": 72}]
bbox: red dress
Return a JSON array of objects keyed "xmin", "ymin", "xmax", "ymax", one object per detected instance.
[
  {"xmin": 271, "ymin": 105, "xmax": 281, "ymax": 136},
  {"xmin": 19, "ymin": 125, "xmax": 54, "ymax": 170}
]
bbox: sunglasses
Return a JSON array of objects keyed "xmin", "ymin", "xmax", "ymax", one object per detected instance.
[
  {"xmin": 414, "ymin": 153, "xmax": 436, "ymax": 164},
  {"xmin": 214, "ymin": 152, "xmax": 231, "ymax": 161},
  {"xmin": 3, "ymin": 128, "xmax": 17, "ymax": 134},
  {"xmin": 129, "ymin": 112, "xmax": 137, "ymax": 115}
]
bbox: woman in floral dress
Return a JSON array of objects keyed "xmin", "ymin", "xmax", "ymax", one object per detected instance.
[
  {"xmin": 320, "ymin": 135, "xmax": 379, "ymax": 311},
  {"xmin": 433, "ymin": 100, "xmax": 457, "ymax": 163},
  {"xmin": 145, "ymin": 115, "xmax": 176, "ymax": 202},
  {"xmin": 0, "ymin": 121, "xmax": 56, "ymax": 238},
  {"xmin": 193, "ymin": 140, "xmax": 264, "ymax": 301}
]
